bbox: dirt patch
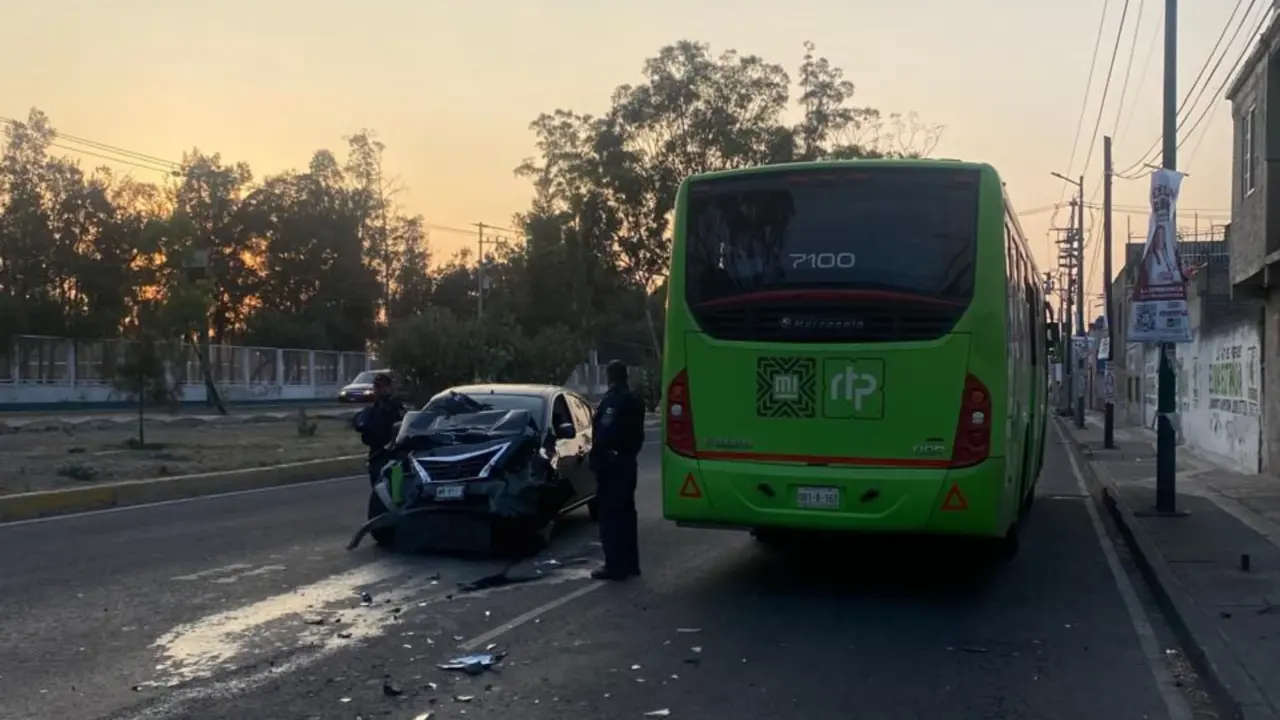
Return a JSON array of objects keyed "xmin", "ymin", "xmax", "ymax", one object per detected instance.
[{"xmin": 0, "ymin": 417, "xmax": 366, "ymax": 496}]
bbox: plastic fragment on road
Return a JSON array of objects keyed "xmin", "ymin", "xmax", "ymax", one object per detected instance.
[
  {"xmin": 690, "ymin": 646, "xmax": 702, "ymax": 653},
  {"xmin": 439, "ymin": 652, "xmax": 506, "ymax": 675},
  {"xmin": 454, "ymin": 695, "xmax": 475, "ymax": 702},
  {"xmin": 412, "ymin": 713, "xmax": 434, "ymax": 720},
  {"xmin": 676, "ymin": 628, "xmax": 701, "ymax": 634},
  {"xmin": 644, "ymin": 710, "xmax": 671, "ymax": 717}
]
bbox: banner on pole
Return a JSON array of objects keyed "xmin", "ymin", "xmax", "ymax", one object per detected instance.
[{"xmin": 1126, "ymin": 169, "xmax": 1192, "ymax": 343}]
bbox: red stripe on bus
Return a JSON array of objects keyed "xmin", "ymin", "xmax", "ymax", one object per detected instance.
[
  {"xmin": 696, "ymin": 449, "xmax": 951, "ymax": 468},
  {"xmin": 696, "ymin": 289, "xmax": 966, "ymax": 309}
]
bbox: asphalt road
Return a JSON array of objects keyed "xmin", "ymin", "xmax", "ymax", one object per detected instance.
[{"xmin": 0, "ymin": 424, "xmax": 1219, "ymax": 720}]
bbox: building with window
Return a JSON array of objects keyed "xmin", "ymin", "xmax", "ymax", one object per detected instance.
[{"xmin": 1226, "ymin": 11, "xmax": 1280, "ymax": 471}]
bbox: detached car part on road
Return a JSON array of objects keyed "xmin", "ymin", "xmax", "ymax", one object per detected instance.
[{"xmin": 348, "ymin": 384, "xmax": 599, "ymax": 555}]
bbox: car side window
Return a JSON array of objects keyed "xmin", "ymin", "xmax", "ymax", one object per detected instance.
[
  {"xmin": 568, "ymin": 395, "xmax": 593, "ymax": 430},
  {"xmin": 551, "ymin": 395, "xmax": 573, "ymax": 429}
]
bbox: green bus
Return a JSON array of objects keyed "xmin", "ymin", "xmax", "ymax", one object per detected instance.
[{"xmin": 659, "ymin": 159, "xmax": 1048, "ymax": 557}]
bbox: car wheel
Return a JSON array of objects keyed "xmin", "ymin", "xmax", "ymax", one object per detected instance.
[
  {"xmin": 367, "ymin": 491, "xmax": 395, "ymax": 548},
  {"xmin": 587, "ymin": 497, "xmax": 600, "ymax": 521}
]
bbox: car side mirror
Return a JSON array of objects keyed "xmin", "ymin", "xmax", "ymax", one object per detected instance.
[{"xmin": 554, "ymin": 422, "xmax": 576, "ymax": 440}]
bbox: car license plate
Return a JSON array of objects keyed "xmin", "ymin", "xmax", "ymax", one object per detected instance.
[
  {"xmin": 434, "ymin": 484, "xmax": 465, "ymax": 501},
  {"xmin": 796, "ymin": 486, "xmax": 840, "ymax": 509}
]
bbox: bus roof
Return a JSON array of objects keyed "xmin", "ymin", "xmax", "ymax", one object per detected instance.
[{"xmin": 681, "ymin": 158, "xmax": 1001, "ymax": 186}]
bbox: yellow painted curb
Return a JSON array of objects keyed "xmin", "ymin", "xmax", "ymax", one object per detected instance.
[{"xmin": 0, "ymin": 455, "xmax": 365, "ymax": 523}]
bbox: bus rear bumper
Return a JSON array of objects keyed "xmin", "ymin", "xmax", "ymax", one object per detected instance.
[{"xmin": 661, "ymin": 450, "xmax": 1010, "ymax": 538}]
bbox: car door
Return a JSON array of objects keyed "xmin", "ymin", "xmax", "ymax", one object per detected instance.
[
  {"xmin": 567, "ymin": 393, "xmax": 598, "ymax": 498},
  {"xmin": 549, "ymin": 394, "xmax": 586, "ymax": 499}
]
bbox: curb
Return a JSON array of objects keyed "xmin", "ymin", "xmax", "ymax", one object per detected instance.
[
  {"xmin": 0, "ymin": 455, "xmax": 364, "ymax": 523},
  {"xmin": 1054, "ymin": 418, "xmax": 1275, "ymax": 720}
]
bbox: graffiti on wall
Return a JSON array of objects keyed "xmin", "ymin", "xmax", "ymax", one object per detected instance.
[
  {"xmin": 1187, "ymin": 322, "xmax": 1262, "ymax": 474},
  {"xmin": 1207, "ymin": 343, "xmax": 1260, "ymax": 417}
]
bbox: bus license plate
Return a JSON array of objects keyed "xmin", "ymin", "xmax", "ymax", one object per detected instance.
[
  {"xmin": 796, "ymin": 486, "xmax": 840, "ymax": 509},
  {"xmin": 434, "ymin": 484, "xmax": 465, "ymax": 501}
]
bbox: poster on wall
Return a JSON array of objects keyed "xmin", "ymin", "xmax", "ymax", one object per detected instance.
[{"xmin": 1127, "ymin": 169, "xmax": 1192, "ymax": 344}]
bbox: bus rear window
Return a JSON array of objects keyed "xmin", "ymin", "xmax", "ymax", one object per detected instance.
[{"xmin": 683, "ymin": 166, "xmax": 980, "ymax": 343}]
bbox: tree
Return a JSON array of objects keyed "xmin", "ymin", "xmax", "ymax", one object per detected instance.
[{"xmin": 512, "ymin": 40, "xmax": 944, "ymax": 361}]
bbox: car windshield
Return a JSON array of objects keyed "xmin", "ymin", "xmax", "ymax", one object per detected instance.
[
  {"xmin": 397, "ymin": 392, "xmax": 545, "ymax": 447},
  {"xmin": 350, "ymin": 371, "xmax": 378, "ymax": 384},
  {"xmin": 456, "ymin": 394, "xmax": 548, "ymax": 430}
]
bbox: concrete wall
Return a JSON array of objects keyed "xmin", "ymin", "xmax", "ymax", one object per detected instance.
[{"xmin": 0, "ymin": 335, "xmax": 372, "ymax": 410}]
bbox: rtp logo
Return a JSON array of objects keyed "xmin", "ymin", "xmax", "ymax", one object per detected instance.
[{"xmin": 822, "ymin": 358, "xmax": 885, "ymax": 419}]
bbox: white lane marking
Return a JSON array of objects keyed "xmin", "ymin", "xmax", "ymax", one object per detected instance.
[
  {"xmin": 1055, "ymin": 421, "xmax": 1193, "ymax": 720},
  {"xmin": 460, "ymin": 580, "xmax": 605, "ymax": 652},
  {"xmin": 0, "ymin": 475, "xmax": 361, "ymax": 528},
  {"xmin": 209, "ymin": 564, "xmax": 287, "ymax": 584},
  {"xmin": 172, "ymin": 563, "xmax": 253, "ymax": 582}
]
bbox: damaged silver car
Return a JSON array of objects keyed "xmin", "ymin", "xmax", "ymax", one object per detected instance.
[{"xmin": 348, "ymin": 384, "xmax": 599, "ymax": 555}]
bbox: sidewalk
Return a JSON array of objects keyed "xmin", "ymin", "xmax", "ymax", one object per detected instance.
[{"xmin": 1059, "ymin": 413, "xmax": 1280, "ymax": 720}]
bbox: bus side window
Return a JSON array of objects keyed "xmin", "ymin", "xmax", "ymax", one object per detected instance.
[{"xmin": 1025, "ymin": 283, "xmax": 1037, "ymax": 364}]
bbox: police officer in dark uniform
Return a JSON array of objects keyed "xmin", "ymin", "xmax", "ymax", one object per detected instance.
[
  {"xmin": 353, "ymin": 373, "xmax": 406, "ymax": 486},
  {"xmin": 589, "ymin": 360, "xmax": 646, "ymax": 580}
]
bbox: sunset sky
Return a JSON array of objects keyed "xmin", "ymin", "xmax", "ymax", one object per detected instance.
[{"xmin": 1, "ymin": 0, "xmax": 1253, "ymax": 319}]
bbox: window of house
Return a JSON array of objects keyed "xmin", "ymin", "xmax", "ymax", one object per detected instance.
[{"xmin": 1243, "ymin": 104, "xmax": 1257, "ymax": 196}]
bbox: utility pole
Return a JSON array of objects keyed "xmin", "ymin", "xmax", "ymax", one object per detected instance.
[
  {"xmin": 1050, "ymin": 170, "xmax": 1085, "ymax": 421},
  {"xmin": 1154, "ymin": 0, "xmax": 1180, "ymax": 514},
  {"xmin": 1073, "ymin": 177, "xmax": 1087, "ymax": 430},
  {"xmin": 1055, "ymin": 223, "xmax": 1077, "ymax": 416},
  {"xmin": 1103, "ymin": 136, "xmax": 1116, "ymax": 448},
  {"xmin": 473, "ymin": 222, "xmax": 486, "ymax": 320}
]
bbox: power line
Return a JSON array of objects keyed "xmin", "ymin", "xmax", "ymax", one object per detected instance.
[
  {"xmin": 2, "ymin": 116, "xmax": 526, "ymax": 240},
  {"xmin": 1109, "ymin": 0, "xmax": 1146, "ymax": 136},
  {"xmin": 1116, "ymin": 2, "xmax": 1163, "ymax": 145},
  {"xmin": 1115, "ymin": 0, "xmax": 1259, "ymax": 176},
  {"xmin": 1118, "ymin": 3, "xmax": 1272, "ymax": 178},
  {"xmin": 0, "ymin": 115, "xmax": 180, "ymax": 169},
  {"xmin": 1081, "ymin": 0, "xmax": 1132, "ymax": 181},
  {"xmin": 1058, "ymin": 0, "xmax": 1112, "ymax": 206}
]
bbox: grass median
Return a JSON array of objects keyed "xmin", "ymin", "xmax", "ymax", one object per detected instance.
[{"xmin": 0, "ymin": 414, "xmax": 365, "ymax": 496}]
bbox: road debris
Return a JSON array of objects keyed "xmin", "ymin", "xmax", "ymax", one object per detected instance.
[
  {"xmin": 454, "ymin": 694, "xmax": 475, "ymax": 703},
  {"xmin": 382, "ymin": 679, "xmax": 404, "ymax": 697},
  {"xmin": 359, "ymin": 591, "xmax": 373, "ymax": 606},
  {"xmin": 439, "ymin": 652, "xmax": 506, "ymax": 675},
  {"xmin": 676, "ymin": 628, "xmax": 701, "ymax": 634},
  {"xmin": 644, "ymin": 710, "xmax": 671, "ymax": 717},
  {"xmin": 412, "ymin": 713, "xmax": 434, "ymax": 720}
]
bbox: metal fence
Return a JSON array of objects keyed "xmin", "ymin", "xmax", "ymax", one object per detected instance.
[{"xmin": 0, "ymin": 334, "xmax": 371, "ymax": 387}]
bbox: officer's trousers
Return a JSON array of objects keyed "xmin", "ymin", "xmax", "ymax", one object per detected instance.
[{"xmin": 596, "ymin": 457, "xmax": 640, "ymax": 574}]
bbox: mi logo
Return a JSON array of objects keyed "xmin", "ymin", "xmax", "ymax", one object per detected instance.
[
  {"xmin": 822, "ymin": 358, "xmax": 885, "ymax": 419},
  {"xmin": 772, "ymin": 374, "xmax": 800, "ymax": 401}
]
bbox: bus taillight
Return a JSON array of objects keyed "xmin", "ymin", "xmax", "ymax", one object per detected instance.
[
  {"xmin": 665, "ymin": 369, "xmax": 697, "ymax": 457},
  {"xmin": 949, "ymin": 373, "xmax": 991, "ymax": 468}
]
